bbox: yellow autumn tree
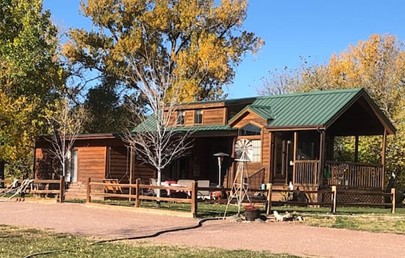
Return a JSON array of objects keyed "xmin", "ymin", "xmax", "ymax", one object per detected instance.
[
  {"xmin": 63, "ymin": 0, "xmax": 262, "ymax": 102},
  {"xmin": 0, "ymin": 90, "xmax": 38, "ymax": 177},
  {"xmin": 0, "ymin": 0, "xmax": 62, "ymax": 177}
]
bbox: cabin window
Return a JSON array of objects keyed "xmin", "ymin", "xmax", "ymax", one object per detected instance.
[
  {"xmin": 177, "ymin": 111, "xmax": 185, "ymax": 126},
  {"xmin": 239, "ymin": 123, "xmax": 261, "ymax": 136},
  {"xmin": 235, "ymin": 139, "xmax": 261, "ymax": 162},
  {"xmin": 194, "ymin": 110, "xmax": 203, "ymax": 124},
  {"xmin": 251, "ymin": 140, "xmax": 261, "ymax": 162}
]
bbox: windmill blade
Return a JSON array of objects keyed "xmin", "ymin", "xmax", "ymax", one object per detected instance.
[{"xmin": 235, "ymin": 139, "xmax": 253, "ymax": 161}]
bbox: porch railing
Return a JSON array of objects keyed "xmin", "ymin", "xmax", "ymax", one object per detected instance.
[
  {"xmin": 293, "ymin": 160, "xmax": 319, "ymax": 185},
  {"xmin": 248, "ymin": 167, "xmax": 266, "ymax": 189},
  {"xmin": 325, "ymin": 161, "xmax": 384, "ymax": 189}
]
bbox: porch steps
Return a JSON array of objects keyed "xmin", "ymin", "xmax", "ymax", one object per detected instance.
[
  {"xmin": 64, "ymin": 182, "xmax": 87, "ymax": 201},
  {"xmin": 64, "ymin": 182, "xmax": 104, "ymax": 201}
]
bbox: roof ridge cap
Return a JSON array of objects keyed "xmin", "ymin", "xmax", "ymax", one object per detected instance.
[{"xmin": 256, "ymin": 88, "xmax": 363, "ymax": 99}]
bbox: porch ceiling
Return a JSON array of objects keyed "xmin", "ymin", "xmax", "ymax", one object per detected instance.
[{"xmin": 327, "ymin": 96, "xmax": 390, "ymax": 136}]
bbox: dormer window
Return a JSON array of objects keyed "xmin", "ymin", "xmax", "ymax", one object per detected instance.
[
  {"xmin": 177, "ymin": 110, "xmax": 185, "ymax": 126},
  {"xmin": 194, "ymin": 109, "xmax": 203, "ymax": 125},
  {"xmin": 239, "ymin": 123, "xmax": 261, "ymax": 136}
]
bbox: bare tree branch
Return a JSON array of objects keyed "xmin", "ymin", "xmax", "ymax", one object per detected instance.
[{"xmin": 44, "ymin": 99, "xmax": 87, "ymax": 180}]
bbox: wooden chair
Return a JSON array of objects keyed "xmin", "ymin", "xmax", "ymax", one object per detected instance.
[{"xmin": 103, "ymin": 179, "xmax": 122, "ymax": 194}]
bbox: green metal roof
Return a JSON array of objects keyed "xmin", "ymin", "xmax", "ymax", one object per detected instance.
[
  {"xmin": 231, "ymin": 88, "xmax": 363, "ymax": 128},
  {"xmin": 133, "ymin": 115, "xmax": 235, "ymax": 133},
  {"xmin": 132, "ymin": 115, "xmax": 156, "ymax": 133},
  {"xmin": 134, "ymin": 88, "xmax": 396, "ymax": 133},
  {"xmin": 176, "ymin": 124, "xmax": 236, "ymax": 133}
]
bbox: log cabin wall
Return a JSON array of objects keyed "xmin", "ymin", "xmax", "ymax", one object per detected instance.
[
  {"xmin": 166, "ymin": 101, "xmax": 228, "ymax": 127},
  {"xmin": 77, "ymin": 146, "xmax": 107, "ymax": 183},
  {"xmin": 34, "ymin": 148, "xmax": 44, "ymax": 179},
  {"xmin": 185, "ymin": 110, "xmax": 194, "ymax": 125},
  {"xmin": 203, "ymin": 108, "xmax": 226, "ymax": 125},
  {"xmin": 134, "ymin": 159, "xmax": 156, "ymax": 184},
  {"xmin": 34, "ymin": 148, "xmax": 57, "ymax": 180},
  {"xmin": 262, "ymin": 130, "xmax": 271, "ymax": 183},
  {"xmin": 107, "ymin": 146, "xmax": 130, "ymax": 183}
]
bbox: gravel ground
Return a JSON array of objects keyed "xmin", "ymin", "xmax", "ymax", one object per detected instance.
[{"xmin": 1, "ymin": 200, "xmax": 405, "ymax": 258}]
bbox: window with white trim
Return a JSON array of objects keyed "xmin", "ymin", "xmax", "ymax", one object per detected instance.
[
  {"xmin": 177, "ymin": 111, "xmax": 185, "ymax": 126},
  {"xmin": 194, "ymin": 109, "xmax": 203, "ymax": 124},
  {"xmin": 251, "ymin": 140, "xmax": 261, "ymax": 162}
]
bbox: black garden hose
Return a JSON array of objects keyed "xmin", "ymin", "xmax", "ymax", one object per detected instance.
[{"xmin": 23, "ymin": 217, "xmax": 222, "ymax": 258}]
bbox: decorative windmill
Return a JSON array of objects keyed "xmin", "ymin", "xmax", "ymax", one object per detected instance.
[{"xmin": 224, "ymin": 139, "xmax": 253, "ymax": 217}]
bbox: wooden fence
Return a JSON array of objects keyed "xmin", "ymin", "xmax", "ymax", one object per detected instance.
[
  {"xmin": 0, "ymin": 177, "xmax": 65, "ymax": 203},
  {"xmin": 86, "ymin": 179, "xmax": 398, "ymax": 216},
  {"xmin": 266, "ymin": 185, "xmax": 397, "ymax": 214},
  {"xmin": 1, "ymin": 177, "xmax": 398, "ymax": 216},
  {"xmin": 86, "ymin": 178, "xmax": 199, "ymax": 217}
]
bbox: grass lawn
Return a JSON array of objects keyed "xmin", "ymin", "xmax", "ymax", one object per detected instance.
[
  {"xmin": 0, "ymin": 225, "xmax": 297, "ymax": 258},
  {"xmin": 63, "ymin": 198, "xmax": 405, "ymax": 234},
  {"xmin": 273, "ymin": 205, "xmax": 405, "ymax": 234}
]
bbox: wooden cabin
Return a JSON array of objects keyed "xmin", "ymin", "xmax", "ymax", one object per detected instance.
[
  {"xmin": 34, "ymin": 88, "xmax": 396, "ymax": 200},
  {"xmin": 34, "ymin": 134, "xmax": 155, "ymax": 199}
]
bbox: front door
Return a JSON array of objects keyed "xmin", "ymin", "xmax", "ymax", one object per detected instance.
[
  {"xmin": 66, "ymin": 149, "xmax": 78, "ymax": 183},
  {"xmin": 272, "ymin": 132, "xmax": 293, "ymax": 184}
]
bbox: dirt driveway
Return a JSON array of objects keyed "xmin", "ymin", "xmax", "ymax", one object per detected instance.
[{"xmin": 1, "ymin": 200, "xmax": 404, "ymax": 258}]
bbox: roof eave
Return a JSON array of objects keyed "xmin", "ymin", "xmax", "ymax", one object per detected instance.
[{"xmin": 266, "ymin": 125, "xmax": 326, "ymax": 131}]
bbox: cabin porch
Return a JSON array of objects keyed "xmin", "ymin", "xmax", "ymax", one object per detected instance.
[{"xmin": 270, "ymin": 129, "xmax": 388, "ymax": 191}]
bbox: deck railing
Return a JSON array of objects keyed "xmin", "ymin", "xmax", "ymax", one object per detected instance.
[
  {"xmin": 248, "ymin": 167, "xmax": 266, "ymax": 189},
  {"xmin": 293, "ymin": 160, "xmax": 319, "ymax": 185},
  {"xmin": 325, "ymin": 161, "xmax": 384, "ymax": 189}
]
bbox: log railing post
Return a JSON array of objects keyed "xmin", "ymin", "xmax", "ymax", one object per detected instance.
[
  {"xmin": 391, "ymin": 188, "xmax": 396, "ymax": 214},
  {"xmin": 135, "ymin": 178, "xmax": 141, "ymax": 207},
  {"xmin": 331, "ymin": 185, "xmax": 337, "ymax": 214},
  {"xmin": 266, "ymin": 183, "xmax": 273, "ymax": 215},
  {"xmin": 191, "ymin": 181, "xmax": 197, "ymax": 218},
  {"xmin": 59, "ymin": 176, "xmax": 65, "ymax": 203},
  {"xmin": 86, "ymin": 177, "xmax": 91, "ymax": 203}
]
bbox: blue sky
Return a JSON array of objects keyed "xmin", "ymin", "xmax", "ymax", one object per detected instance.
[{"xmin": 43, "ymin": 0, "xmax": 405, "ymax": 99}]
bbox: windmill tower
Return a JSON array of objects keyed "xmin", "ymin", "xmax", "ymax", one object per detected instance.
[{"xmin": 224, "ymin": 139, "xmax": 253, "ymax": 217}]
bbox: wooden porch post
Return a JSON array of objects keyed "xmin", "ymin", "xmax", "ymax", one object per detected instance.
[
  {"xmin": 129, "ymin": 146, "xmax": 135, "ymax": 184},
  {"xmin": 319, "ymin": 130, "xmax": 326, "ymax": 186},
  {"xmin": 293, "ymin": 132, "xmax": 298, "ymax": 185},
  {"xmin": 229, "ymin": 136, "xmax": 237, "ymax": 188},
  {"xmin": 267, "ymin": 132, "xmax": 272, "ymax": 184},
  {"xmin": 354, "ymin": 135, "xmax": 359, "ymax": 163},
  {"xmin": 381, "ymin": 129, "xmax": 387, "ymax": 189},
  {"xmin": 129, "ymin": 145, "xmax": 135, "ymax": 201}
]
